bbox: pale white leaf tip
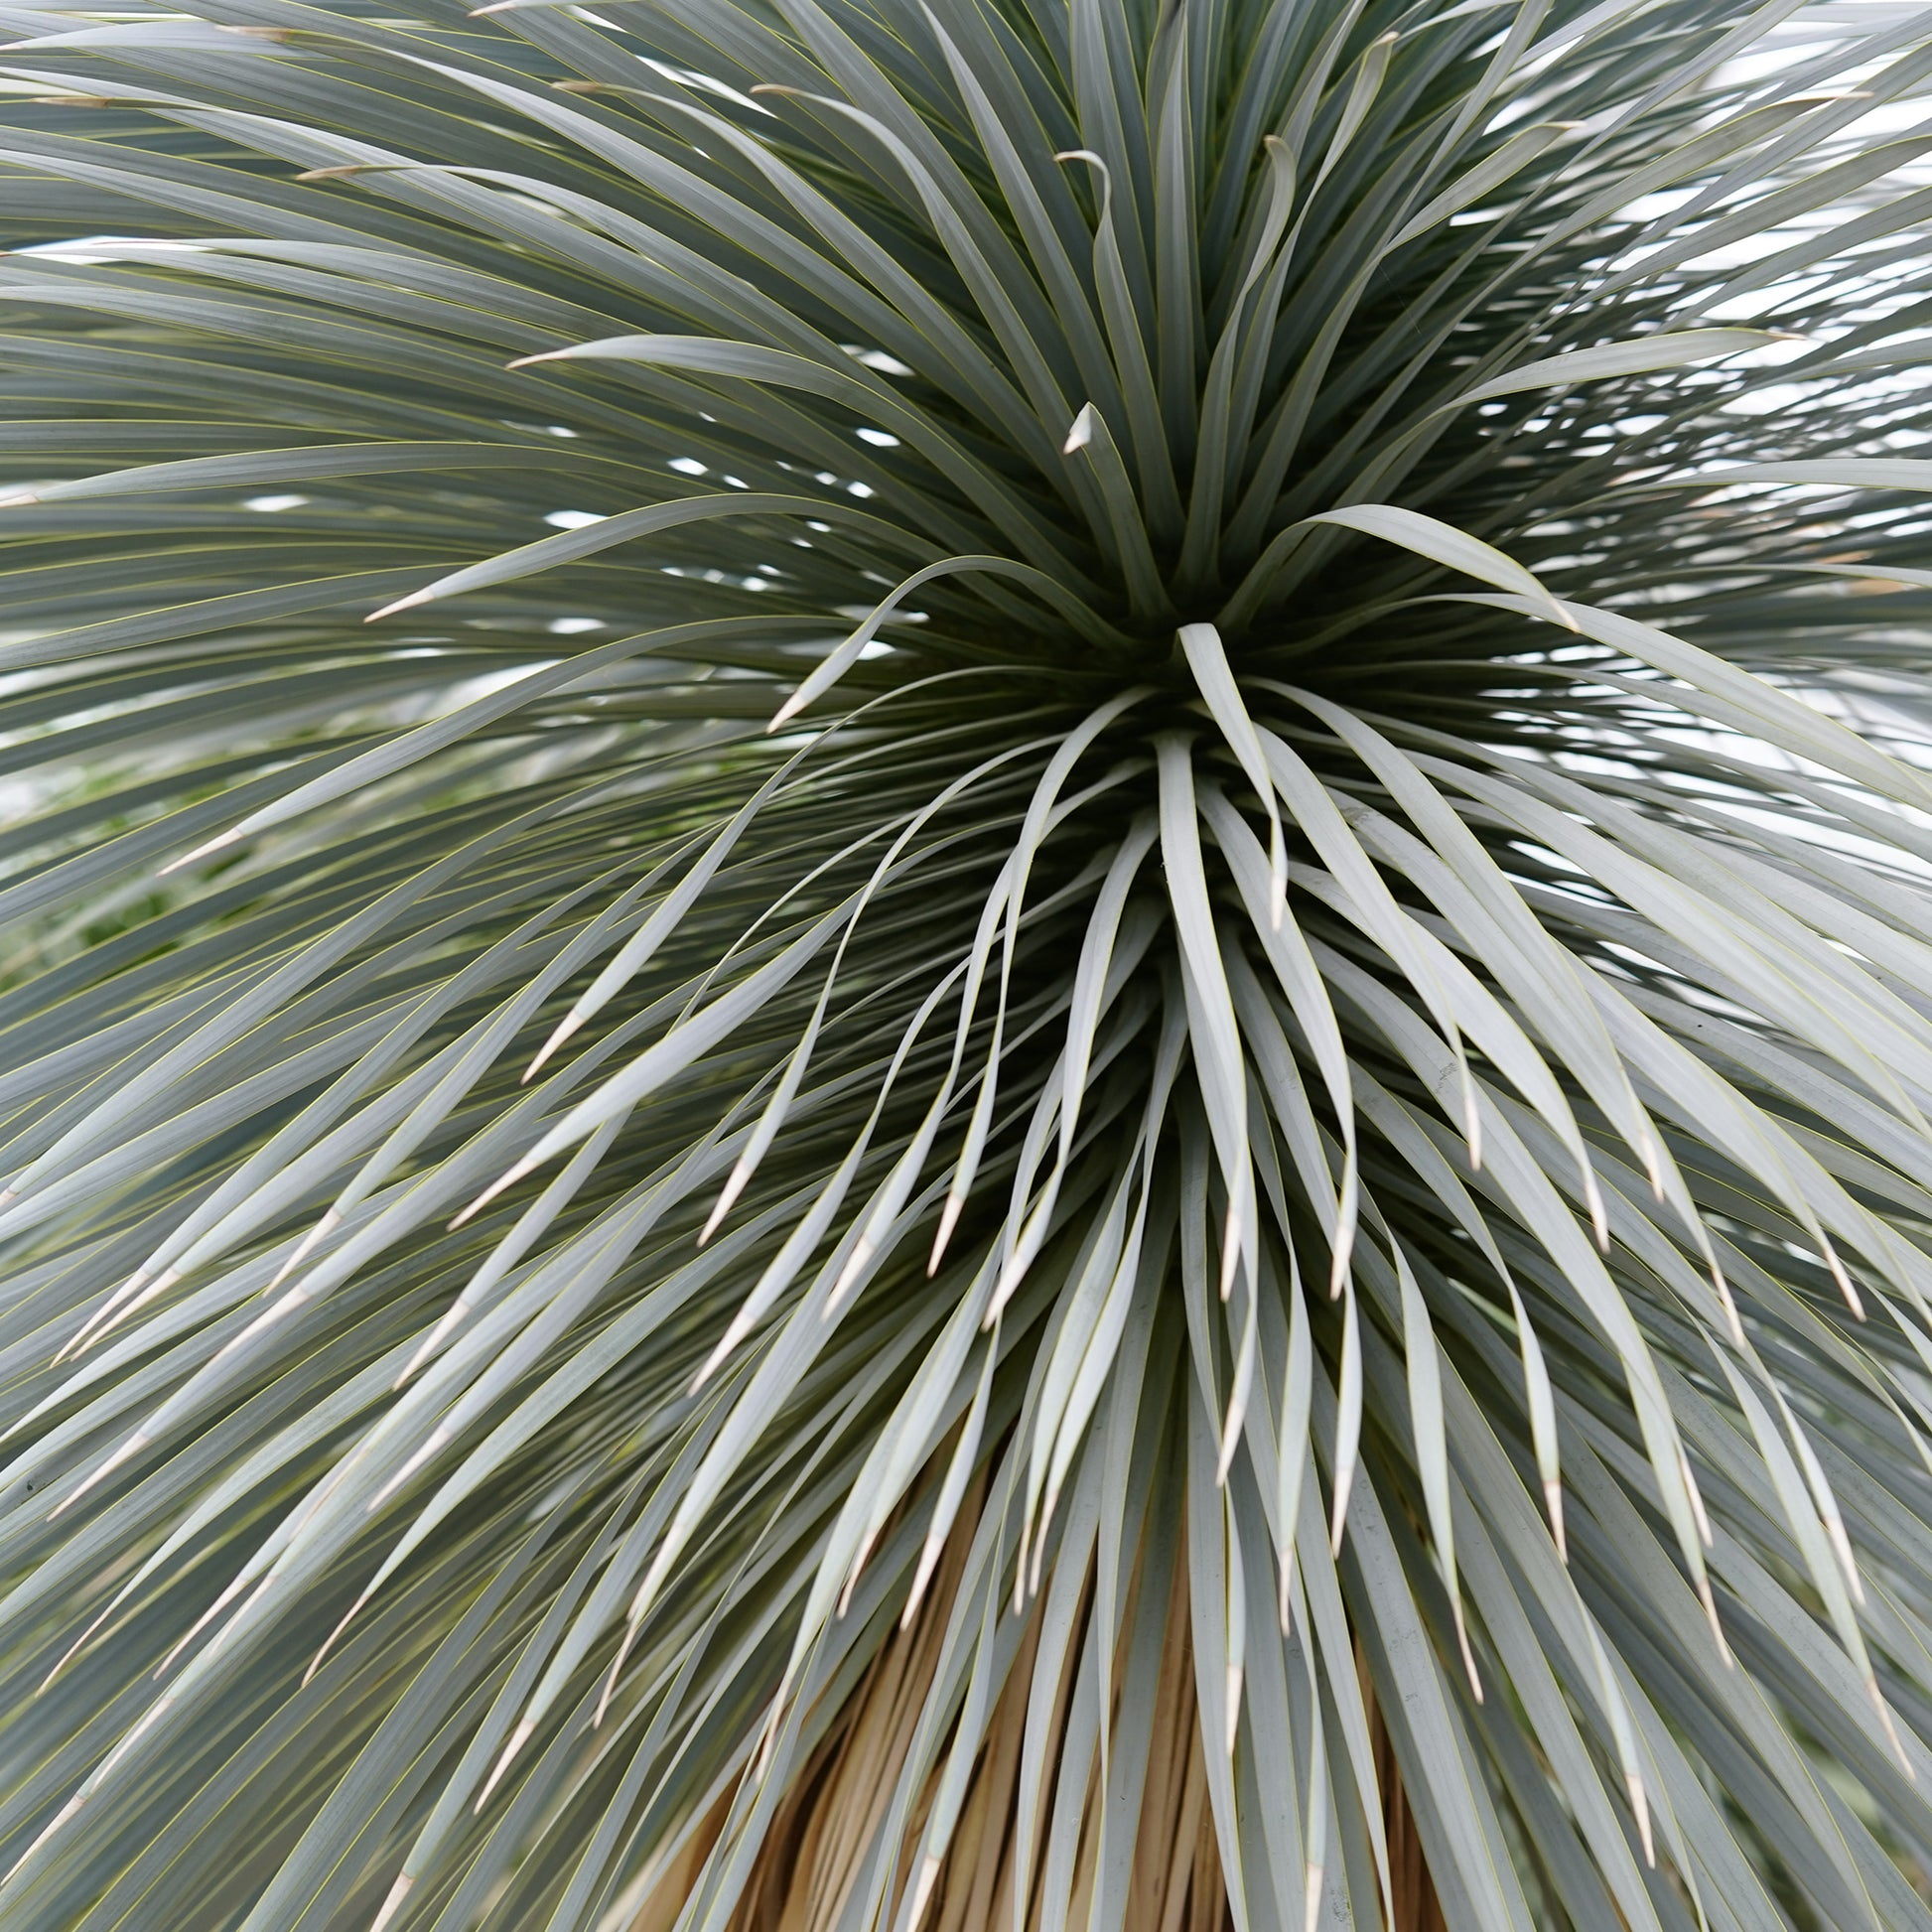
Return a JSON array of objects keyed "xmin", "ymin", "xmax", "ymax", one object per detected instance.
[
  {"xmin": 907, "ymin": 1855, "xmax": 942, "ymax": 1932},
  {"xmin": 698, "ymin": 1170, "xmax": 749, "ymax": 1249},
  {"xmin": 395, "ymin": 1315, "xmax": 455, "ymax": 1388},
  {"xmin": 474, "ymin": 1719, "xmax": 535, "ymax": 1812},
  {"xmin": 368, "ymin": 1872, "xmax": 413, "ymax": 1932},
  {"xmin": 301, "ymin": 1594, "xmax": 365, "ymax": 1688},
  {"xmin": 69, "ymin": 1268, "xmax": 178, "ymax": 1362},
  {"xmin": 365, "ymin": 588, "xmax": 433, "ymax": 622},
  {"xmin": 51, "ymin": 1433, "xmax": 148, "ymax": 1519},
  {"xmin": 1454, "ymin": 1603, "xmax": 1484, "ymax": 1702},
  {"xmin": 1699, "ymin": 1576, "xmax": 1732, "ymax": 1667},
  {"xmin": 523, "ymin": 1012, "xmax": 582, "ymax": 1083},
  {"xmin": 157, "ymin": 826, "xmax": 241, "ymax": 877},
  {"xmin": 1825, "ymin": 1243, "xmax": 1863, "ymax": 1318},
  {"xmin": 1062, "ymin": 404, "xmax": 1095, "ymax": 455},
  {"xmin": 767, "ymin": 690, "xmax": 809, "ymax": 733},
  {"xmin": 505, "ymin": 348, "xmax": 566, "ymax": 369},
  {"xmin": 688, "ymin": 1325, "xmax": 738, "ymax": 1394},
  {"xmin": 837, "ymin": 1529, "xmax": 880, "ymax": 1618},
  {"xmin": 1870, "ymin": 1679, "xmax": 1915, "ymax": 1779},
  {"xmin": 0, "ymin": 490, "xmax": 40, "ymax": 509},
  {"xmin": 928, "ymin": 1191, "xmax": 964, "ymax": 1276},
  {"xmin": 3, "ymin": 1790, "xmax": 86, "ymax": 1886},
  {"xmin": 828, "ymin": 1237, "xmax": 876, "ymax": 1311},
  {"xmin": 267, "ymin": 1208, "xmax": 340, "ymax": 1294},
  {"xmin": 450, "ymin": 1155, "xmax": 537, "ymax": 1228},
  {"xmin": 901, "ymin": 1533, "xmax": 944, "ymax": 1628},
  {"xmin": 1626, "ymin": 1771, "xmax": 1655, "ymax": 1865},
  {"xmin": 1329, "ymin": 1466, "xmax": 1354, "ymax": 1556},
  {"xmin": 1215, "ymin": 1409, "xmax": 1243, "ymax": 1486},
  {"xmin": 593, "ymin": 1617, "xmax": 642, "ymax": 1727}
]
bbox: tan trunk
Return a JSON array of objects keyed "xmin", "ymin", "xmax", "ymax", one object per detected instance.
[
  {"xmin": 642, "ymin": 1502, "xmax": 1224, "ymax": 1932},
  {"xmin": 1375, "ymin": 1729, "xmax": 1448, "ymax": 1932},
  {"xmin": 1361, "ymin": 1641, "xmax": 1446, "ymax": 1932},
  {"xmin": 629, "ymin": 1528, "xmax": 1437, "ymax": 1932}
]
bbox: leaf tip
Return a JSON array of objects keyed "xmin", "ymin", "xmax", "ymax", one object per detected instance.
[
  {"xmin": 767, "ymin": 690, "xmax": 809, "ymax": 732},
  {"xmin": 907, "ymin": 1856, "xmax": 943, "ymax": 1932},
  {"xmin": 450, "ymin": 1156, "xmax": 536, "ymax": 1228},
  {"xmin": 522, "ymin": 1012, "xmax": 581, "ymax": 1082},
  {"xmin": 159, "ymin": 827, "xmax": 241, "ymax": 876},
  {"xmin": 474, "ymin": 1719, "xmax": 535, "ymax": 1812},
  {"xmin": 369, "ymin": 1872, "xmax": 414, "ymax": 1932},
  {"xmin": 365, "ymin": 589, "xmax": 432, "ymax": 622}
]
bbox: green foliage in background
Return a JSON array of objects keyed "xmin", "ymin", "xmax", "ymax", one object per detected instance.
[{"xmin": 6, "ymin": 0, "xmax": 1932, "ymax": 1926}]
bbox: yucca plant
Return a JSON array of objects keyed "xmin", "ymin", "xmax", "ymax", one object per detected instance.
[{"xmin": 15, "ymin": 0, "xmax": 1932, "ymax": 1925}]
